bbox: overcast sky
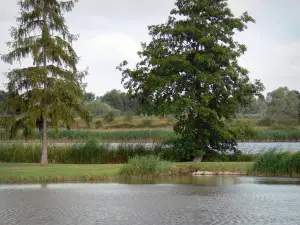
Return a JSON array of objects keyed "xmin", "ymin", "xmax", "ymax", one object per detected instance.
[{"xmin": 0, "ymin": 0, "xmax": 299, "ymax": 96}]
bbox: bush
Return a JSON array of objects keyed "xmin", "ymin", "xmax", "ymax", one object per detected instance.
[
  {"xmin": 119, "ymin": 156, "xmax": 171, "ymax": 177},
  {"xmin": 103, "ymin": 111, "xmax": 116, "ymax": 123},
  {"xmin": 162, "ymin": 135, "xmax": 203, "ymax": 162},
  {"xmin": 229, "ymin": 120, "xmax": 258, "ymax": 140},
  {"xmin": 94, "ymin": 120, "xmax": 102, "ymax": 129}
]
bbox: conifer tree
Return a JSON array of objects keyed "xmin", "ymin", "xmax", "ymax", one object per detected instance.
[{"xmin": 1, "ymin": 0, "xmax": 90, "ymax": 165}]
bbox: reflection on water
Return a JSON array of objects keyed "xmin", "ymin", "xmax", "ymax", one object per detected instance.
[{"xmin": 0, "ymin": 176, "xmax": 300, "ymax": 225}]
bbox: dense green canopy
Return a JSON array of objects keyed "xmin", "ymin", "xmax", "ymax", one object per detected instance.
[{"xmin": 118, "ymin": 0, "xmax": 264, "ymax": 156}]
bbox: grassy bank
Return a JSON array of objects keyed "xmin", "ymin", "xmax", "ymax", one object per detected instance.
[
  {"xmin": 0, "ymin": 164, "xmax": 121, "ymax": 183},
  {"xmin": 0, "ymin": 162, "xmax": 254, "ymax": 183}
]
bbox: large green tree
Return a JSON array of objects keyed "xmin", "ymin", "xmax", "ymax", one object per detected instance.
[
  {"xmin": 1, "ymin": 0, "xmax": 90, "ymax": 165},
  {"xmin": 118, "ymin": 0, "xmax": 264, "ymax": 157}
]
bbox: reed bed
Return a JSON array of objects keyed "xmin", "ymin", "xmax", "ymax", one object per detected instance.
[
  {"xmin": 0, "ymin": 141, "xmax": 257, "ymax": 164},
  {"xmin": 251, "ymin": 129, "xmax": 300, "ymax": 142},
  {"xmin": 119, "ymin": 156, "xmax": 172, "ymax": 177},
  {"xmin": 0, "ymin": 129, "xmax": 177, "ymax": 142},
  {"xmin": 2, "ymin": 128, "xmax": 300, "ymax": 142},
  {"xmin": 0, "ymin": 141, "xmax": 159, "ymax": 164},
  {"xmin": 251, "ymin": 151, "xmax": 300, "ymax": 177}
]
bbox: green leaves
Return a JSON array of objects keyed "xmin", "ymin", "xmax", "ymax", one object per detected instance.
[{"xmin": 119, "ymin": 0, "xmax": 263, "ymax": 155}]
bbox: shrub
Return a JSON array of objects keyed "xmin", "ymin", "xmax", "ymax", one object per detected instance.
[
  {"xmin": 229, "ymin": 120, "xmax": 258, "ymax": 140},
  {"xmin": 94, "ymin": 120, "xmax": 102, "ymax": 129},
  {"xmin": 119, "ymin": 156, "xmax": 171, "ymax": 177},
  {"xmin": 103, "ymin": 111, "xmax": 116, "ymax": 123},
  {"xmin": 163, "ymin": 135, "xmax": 203, "ymax": 162}
]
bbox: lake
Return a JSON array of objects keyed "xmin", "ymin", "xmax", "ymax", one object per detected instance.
[{"xmin": 1, "ymin": 176, "xmax": 300, "ymax": 225}]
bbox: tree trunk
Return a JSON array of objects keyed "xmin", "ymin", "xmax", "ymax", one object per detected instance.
[
  {"xmin": 193, "ymin": 132, "xmax": 204, "ymax": 162},
  {"xmin": 40, "ymin": 117, "xmax": 48, "ymax": 165},
  {"xmin": 40, "ymin": 4, "xmax": 48, "ymax": 165},
  {"xmin": 193, "ymin": 155, "xmax": 203, "ymax": 162}
]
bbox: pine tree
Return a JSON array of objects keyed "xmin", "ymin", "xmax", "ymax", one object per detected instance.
[{"xmin": 1, "ymin": 0, "xmax": 91, "ymax": 165}]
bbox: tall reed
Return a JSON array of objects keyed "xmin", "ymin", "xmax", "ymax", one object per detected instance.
[
  {"xmin": 0, "ymin": 141, "xmax": 255, "ymax": 164},
  {"xmin": 2, "ymin": 128, "xmax": 300, "ymax": 142},
  {"xmin": 0, "ymin": 129, "xmax": 177, "ymax": 142},
  {"xmin": 119, "ymin": 156, "xmax": 172, "ymax": 177},
  {"xmin": 251, "ymin": 150, "xmax": 300, "ymax": 177},
  {"xmin": 0, "ymin": 141, "xmax": 157, "ymax": 164}
]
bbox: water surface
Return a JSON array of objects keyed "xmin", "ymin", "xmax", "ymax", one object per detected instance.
[{"xmin": 1, "ymin": 176, "xmax": 300, "ymax": 225}]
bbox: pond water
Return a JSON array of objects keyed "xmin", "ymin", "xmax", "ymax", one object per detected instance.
[
  {"xmin": 237, "ymin": 142, "xmax": 300, "ymax": 153},
  {"xmin": 1, "ymin": 176, "xmax": 300, "ymax": 225}
]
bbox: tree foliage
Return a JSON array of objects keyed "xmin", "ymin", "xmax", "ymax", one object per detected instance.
[
  {"xmin": 237, "ymin": 97, "xmax": 266, "ymax": 116},
  {"xmin": 84, "ymin": 92, "xmax": 96, "ymax": 102},
  {"xmin": 84, "ymin": 100, "xmax": 119, "ymax": 117},
  {"xmin": 1, "ymin": 0, "xmax": 90, "ymax": 164},
  {"xmin": 0, "ymin": 90, "xmax": 9, "ymax": 115},
  {"xmin": 118, "ymin": 0, "xmax": 264, "ymax": 155},
  {"xmin": 100, "ymin": 89, "xmax": 138, "ymax": 115},
  {"xmin": 265, "ymin": 87, "xmax": 300, "ymax": 125}
]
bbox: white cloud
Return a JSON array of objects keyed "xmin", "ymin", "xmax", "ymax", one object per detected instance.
[
  {"xmin": 73, "ymin": 33, "xmax": 141, "ymax": 95},
  {"xmin": 88, "ymin": 33, "xmax": 140, "ymax": 62},
  {"xmin": 0, "ymin": 0, "xmax": 300, "ymax": 96}
]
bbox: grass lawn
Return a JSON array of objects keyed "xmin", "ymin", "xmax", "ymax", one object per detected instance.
[
  {"xmin": 0, "ymin": 162, "xmax": 254, "ymax": 183},
  {"xmin": 0, "ymin": 164, "xmax": 122, "ymax": 183}
]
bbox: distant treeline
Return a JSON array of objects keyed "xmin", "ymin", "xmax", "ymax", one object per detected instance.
[
  {"xmin": 237, "ymin": 86, "xmax": 300, "ymax": 126},
  {"xmin": 1, "ymin": 86, "xmax": 300, "ymax": 127},
  {"xmin": 0, "ymin": 88, "xmax": 138, "ymax": 118},
  {"xmin": 84, "ymin": 89, "xmax": 139, "ymax": 117}
]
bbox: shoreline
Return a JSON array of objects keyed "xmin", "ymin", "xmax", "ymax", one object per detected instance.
[
  {"xmin": 0, "ymin": 162, "xmax": 252, "ymax": 184},
  {"xmin": 1, "ymin": 162, "xmax": 299, "ymax": 184}
]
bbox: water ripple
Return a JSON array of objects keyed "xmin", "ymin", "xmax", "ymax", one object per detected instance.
[{"xmin": 0, "ymin": 179, "xmax": 300, "ymax": 225}]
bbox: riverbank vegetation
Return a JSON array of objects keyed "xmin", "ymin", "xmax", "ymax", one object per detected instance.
[
  {"xmin": 0, "ymin": 141, "xmax": 257, "ymax": 164},
  {"xmin": 2, "ymin": 150, "xmax": 300, "ymax": 183},
  {"xmin": 119, "ymin": 156, "xmax": 172, "ymax": 178},
  {"xmin": 0, "ymin": 0, "xmax": 299, "ymax": 166},
  {"xmin": 0, "ymin": 161, "xmax": 254, "ymax": 183},
  {"xmin": 251, "ymin": 151, "xmax": 300, "ymax": 177},
  {"xmin": 1, "ymin": 126, "xmax": 300, "ymax": 143}
]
